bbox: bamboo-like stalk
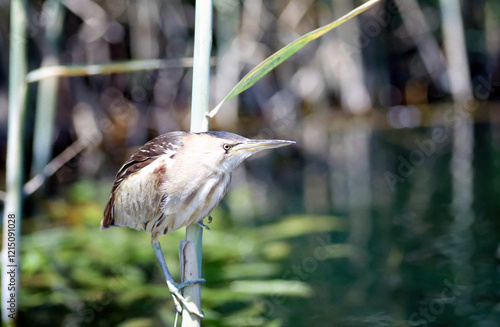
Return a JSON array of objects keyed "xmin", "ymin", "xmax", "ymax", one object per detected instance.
[
  {"xmin": 439, "ymin": 0, "xmax": 472, "ymax": 101},
  {"xmin": 2, "ymin": 0, "xmax": 28, "ymax": 324},
  {"xmin": 439, "ymin": 0, "xmax": 474, "ymax": 290},
  {"xmin": 25, "ymin": 58, "xmax": 199, "ymax": 83},
  {"xmin": 213, "ymin": 0, "xmax": 240, "ymax": 130},
  {"xmin": 395, "ymin": 0, "xmax": 447, "ymax": 88},
  {"xmin": 182, "ymin": 0, "xmax": 213, "ymax": 325},
  {"xmin": 31, "ymin": 0, "xmax": 64, "ymax": 179}
]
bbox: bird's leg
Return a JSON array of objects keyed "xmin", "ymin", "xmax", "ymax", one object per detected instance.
[
  {"xmin": 151, "ymin": 241, "xmax": 205, "ymax": 317},
  {"xmin": 207, "ymin": 215, "xmax": 213, "ymax": 223}
]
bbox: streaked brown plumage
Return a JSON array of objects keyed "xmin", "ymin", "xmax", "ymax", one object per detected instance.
[{"xmin": 101, "ymin": 131, "xmax": 294, "ymax": 317}]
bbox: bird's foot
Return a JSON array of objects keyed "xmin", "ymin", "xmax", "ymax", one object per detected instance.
[
  {"xmin": 197, "ymin": 215, "xmax": 213, "ymax": 230},
  {"xmin": 167, "ymin": 279, "xmax": 206, "ymax": 318},
  {"xmin": 197, "ymin": 220, "xmax": 210, "ymax": 230},
  {"xmin": 178, "ymin": 278, "xmax": 206, "ymax": 289}
]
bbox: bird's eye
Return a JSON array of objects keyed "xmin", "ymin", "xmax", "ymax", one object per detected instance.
[{"xmin": 222, "ymin": 144, "xmax": 232, "ymax": 152}]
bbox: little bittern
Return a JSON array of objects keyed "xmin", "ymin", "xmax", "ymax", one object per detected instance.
[{"xmin": 101, "ymin": 131, "xmax": 294, "ymax": 317}]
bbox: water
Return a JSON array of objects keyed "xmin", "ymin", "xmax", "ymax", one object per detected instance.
[{"xmin": 16, "ymin": 106, "xmax": 500, "ymax": 326}]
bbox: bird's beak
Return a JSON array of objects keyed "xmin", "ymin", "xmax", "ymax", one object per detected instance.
[{"xmin": 230, "ymin": 138, "xmax": 295, "ymax": 154}]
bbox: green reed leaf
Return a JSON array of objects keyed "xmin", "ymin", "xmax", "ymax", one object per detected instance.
[{"xmin": 208, "ymin": 0, "xmax": 382, "ymax": 118}]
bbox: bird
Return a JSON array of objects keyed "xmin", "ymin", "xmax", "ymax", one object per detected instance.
[{"xmin": 101, "ymin": 131, "xmax": 294, "ymax": 317}]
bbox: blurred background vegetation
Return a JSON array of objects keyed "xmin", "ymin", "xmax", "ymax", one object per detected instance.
[{"xmin": 1, "ymin": 0, "xmax": 500, "ymax": 326}]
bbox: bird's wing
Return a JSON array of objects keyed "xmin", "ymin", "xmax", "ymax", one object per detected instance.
[{"xmin": 101, "ymin": 131, "xmax": 187, "ymax": 229}]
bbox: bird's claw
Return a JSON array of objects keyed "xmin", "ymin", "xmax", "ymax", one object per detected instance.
[
  {"xmin": 166, "ymin": 280, "xmax": 205, "ymax": 318},
  {"xmin": 197, "ymin": 220, "xmax": 210, "ymax": 230},
  {"xmin": 197, "ymin": 215, "xmax": 213, "ymax": 230}
]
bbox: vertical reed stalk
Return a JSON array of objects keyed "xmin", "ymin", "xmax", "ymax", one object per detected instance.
[
  {"xmin": 182, "ymin": 0, "xmax": 213, "ymax": 325},
  {"xmin": 439, "ymin": 0, "xmax": 474, "ymax": 289},
  {"xmin": 31, "ymin": 0, "xmax": 64, "ymax": 178},
  {"xmin": 2, "ymin": 0, "xmax": 28, "ymax": 325}
]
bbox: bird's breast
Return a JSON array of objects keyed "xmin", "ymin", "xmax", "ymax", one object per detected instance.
[{"xmin": 159, "ymin": 171, "xmax": 231, "ymax": 232}]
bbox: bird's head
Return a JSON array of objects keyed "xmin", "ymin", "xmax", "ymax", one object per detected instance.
[{"xmin": 182, "ymin": 131, "xmax": 295, "ymax": 173}]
